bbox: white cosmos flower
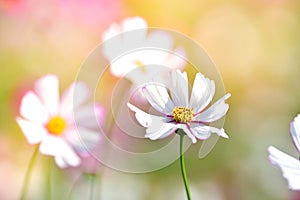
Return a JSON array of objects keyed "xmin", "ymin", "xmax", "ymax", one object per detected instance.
[
  {"xmin": 16, "ymin": 75, "xmax": 104, "ymax": 168},
  {"xmin": 128, "ymin": 70, "xmax": 230, "ymax": 143},
  {"xmin": 102, "ymin": 16, "xmax": 186, "ymax": 85},
  {"xmin": 268, "ymin": 115, "xmax": 300, "ymax": 190}
]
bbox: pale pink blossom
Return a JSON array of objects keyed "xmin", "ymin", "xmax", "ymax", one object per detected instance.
[
  {"xmin": 16, "ymin": 75, "xmax": 104, "ymax": 168},
  {"xmin": 102, "ymin": 16, "xmax": 186, "ymax": 85}
]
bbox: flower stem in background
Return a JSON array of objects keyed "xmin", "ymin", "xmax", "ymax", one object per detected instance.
[
  {"xmin": 20, "ymin": 146, "xmax": 39, "ymax": 200},
  {"xmin": 178, "ymin": 129, "xmax": 192, "ymax": 200},
  {"xmin": 88, "ymin": 173, "xmax": 96, "ymax": 200},
  {"xmin": 46, "ymin": 158, "xmax": 52, "ymax": 200}
]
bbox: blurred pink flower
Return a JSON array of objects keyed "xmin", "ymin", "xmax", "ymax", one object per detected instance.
[
  {"xmin": 102, "ymin": 16, "xmax": 186, "ymax": 85},
  {"xmin": 128, "ymin": 70, "xmax": 230, "ymax": 143},
  {"xmin": 16, "ymin": 75, "xmax": 104, "ymax": 168},
  {"xmin": 1, "ymin": 0, "xmax": 122, "ymax": 29}
]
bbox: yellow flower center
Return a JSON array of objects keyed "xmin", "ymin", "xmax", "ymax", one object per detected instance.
[
  {"xmin": 46, "ymin": 116, "xmax": 66, "ymax": 135},
  {"xmin": 134, "ymin": 60, "xmax": 146, "ymax": 72},
  {"xmin": 172, "ymin": 106, "xmax": 194, "ymax": 123}
]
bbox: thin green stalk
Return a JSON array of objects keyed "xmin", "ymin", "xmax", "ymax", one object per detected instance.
[
  {"xmin": 89, "ymin": 174, "xmax": 96, "ymax": 200},
  {"xmin": 67, "ymin": 174, "xmax": 82, "ymax": 200},
  {"xmin": 20, "ymin": 146, "xmax": 39, "ymax": 200},
  {"xmin": 46, "ymin": 158, "xmax": 51, "ymax": 200},
  {"xmin": 179, "ymin": 132, "xmax": 192, "ymax": 200}
]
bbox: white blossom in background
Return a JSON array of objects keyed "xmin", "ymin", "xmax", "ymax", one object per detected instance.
[
  {"xmin": 16, "ymin": 75, "xmax": 104, "ymax": 168},
  {"xmin": 102, "ymin": 16, "xmax": 186, "ymax": 85},
  {"xmin": 268, "ymin": 115, "xmax": 300, "ymax": 190},
  {"xmin": 128, "ymin": 70, "xmax": 230, "ymax": 143}
]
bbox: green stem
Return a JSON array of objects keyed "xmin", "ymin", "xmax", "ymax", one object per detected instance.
[
  {"xmin": 89, "ymin": 174, "xmax": 96, "ymax": 200},
  {"xmin": 20, "ymin": 146, "xmax": 39, "ymax": 200},
  {"xmin": 179, "ymin": 132, "xmax": 192, "ymax": 200},
  {"xmin": 46, "ymin": 158, "xmax": 51, "ymax": 200}
]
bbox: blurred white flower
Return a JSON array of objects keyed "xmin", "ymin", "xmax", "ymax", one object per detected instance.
[
  {"xmin": 268, "ymin": 115, "xmax": 300, "ymax": 190},
  {"xmin": 102, "ymin": 16, "xmax": 186, "ymax": 85},
  {"xmin": 16, "ymin": 75, "xmax": 104, "ymax": 168},
  {"xmin": 128, "ymin": 70, "xmax": 230, "ymax": 143}
]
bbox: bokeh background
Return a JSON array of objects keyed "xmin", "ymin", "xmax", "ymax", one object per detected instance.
[{"xmin": 1, "ymin": 0, "xmax": 300, "ymax": 199}]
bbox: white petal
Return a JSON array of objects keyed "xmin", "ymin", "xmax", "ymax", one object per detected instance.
[
  {"xmin": 122, "ymin": 16, "xmax": 147, "ymax": 32},
  {"xmin": 59, "ymin": 82, "xmax": 90, "ymax": 117},
  {"xmin": 102, "ymin": 22, "xmax": 121, "ymax": 42},
  {"xmin": 127, "ymin": 103, "xmax": 176, "ymax": 140},
  {"xmin": 65, "ymin": 127, "xmax": 100, "ymax": 156},
  {"xmin": 74, "ymin": 103, "xmax": 106, "ymax": 129},
  {"xmin": 268, "ymin": 146, "xmax": 300, "ymax": 190},
  {"xmin": 142, "ymin": 84, "xmax": 174, "ymax": 114},
  {"xmin": 195, "ymin": 93, "xmax": 231, "ymax": 123},
  {"xmin": 20, "ymin": 92, "xmax": 49, "ymax": 123},
  {"xmin": 181, "ymin": 125, "xmax": 197, "ymax": 143},
  {"xmin": 290, "ymin": 115, "xmax": 300, "ymax": 153},
  {"xmin": 16, "ymin": 118, "xmax": 47, "ymax": 144},
  {"xmin": 168, "ymin": 70, "xmax": 189, "ymax": 107},
  {"xmin": 146, "ymin": 30, "xmax": 173, "ymax": 50},
  {"xmin": 189, "ymin": 73, "xmax": 215, "ymax": 114},
  {"xmin": 145, "ymin": 116, "xmax": 177, "ymax": 140},
  {"xmin": 163, "ymin": 47, "xmax": 187, "ymax": 70},
  {"xmin": 34, "ymin": 75, "xmax": 59, "ymax": 116},
  {"xmin": 127, "ymin": 103, "xmax": 152, "ymax": 127},
  {"xmin": 122, "ymin": 16, "xmax": 147, "ymax": 44},
  {"xmin": 109, "ymin": 52, "xmax": 141, "ymax": 78},
  {"xmin": 54, "ymin": 156, "xmax": 68, "ymax": 168},
  {"xmin": 40, "ymin": 135, "xmax": 81, "ymax": 167},
  {"xmin": 102, "ymin": 23, "xmax": 124, "ymax": 61},
  {"xmin": 189, "ymin": 124, "xmax": 229, "ymax": 140}
]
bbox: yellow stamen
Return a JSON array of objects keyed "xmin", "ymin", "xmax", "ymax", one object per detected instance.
[
  {"xmin": 46, "ymin": 116, "xmax": 66, "ymax": 135},
  {"xmin": 172, "ymin": 106, "xmax": 194, "ymax": 123},
  {"xmin": 134, "ymin": 60, "xmax": 146, "ymax": 72}
]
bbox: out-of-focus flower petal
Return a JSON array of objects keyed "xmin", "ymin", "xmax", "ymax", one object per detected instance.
[
  {"xmin": 163, "ymin": 47, "xmax": 187, "ymax": 70},
  {"xmin": 34, "ymin": 75, "xmax": 59, "ymax": 116},
  {"xmin": 122, "ymin": 16, "xmax": 147, "ymax": 44},
  {"xmin": 268, "ymin": 146, "xmax": 300, "ymax": 190},
  {"xmin": 54, "ymin": 156, "xmax": 68, "ymax": 168},
  {"xmin": 290, "ymin": 115, "xmax": 300, "ymax": 153},
  {"xmin": 20, "ymin": 91, "xmax": 49, "ymax": 123},
  {"xmin": 16, "ymin": 118, "xmax": 47, "ymax": 144},
  {"xmin": 64, "ymin": 127, "xmax": 100, "ymax": 156},
  {"xmin": 146, "ymin": 31, "xmax": 173, "ymax": 50},
  {"xmin": 59, "ymin": 82, "xmax": 90, "ymax": 117},
  {"xmin": 74, "ymin": 103, "xmax": 106, "ymax": 129},
  {"xmin": 40, "ymin": 135, "xmax": 81, "ymax": 167}
]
